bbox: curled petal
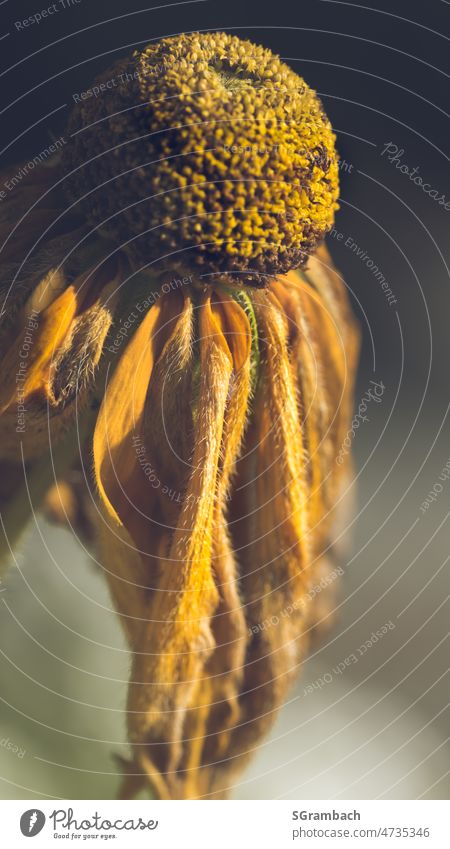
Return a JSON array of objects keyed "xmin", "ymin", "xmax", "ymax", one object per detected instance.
[
  {"xmin": 0, "ymin": 257, "xmax": 123, "ymax": 570},
  {"xmin": 187, "ymin": 291, "xmax": 252, "ymax": 796},
  {"xmin": 212, "ymin": 289, "xmax": 314, "ymax": 793},
  {"xmin": 93, "ymin": 291, "xmax": 188, "ymax": 644},
  {"xmin": 0, "ymin": 257, "xmax": 123, "ymax": 461},
  {"xmin": 0, "ymin": 285, "xmax": 77, "ymax": 414},
  {"xmin": 126, "ymin": 292, "xmax": 235, "ymax": 798},
  {"xmin": 94, "ymin": 288, "xmax": 253, "ymax": 799},
  {"xmin": 208, "ymin": 256, "xmax": 359, "ymax": 794}
]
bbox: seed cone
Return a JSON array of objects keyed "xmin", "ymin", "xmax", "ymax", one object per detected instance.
[{"xmin": 63, "ymin": 32, "xmax": 339, "ymax": 284}]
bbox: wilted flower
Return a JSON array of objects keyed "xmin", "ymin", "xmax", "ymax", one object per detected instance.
[{"xmin": 0, "ymin": 33, "xmax": 359, "ymax": 799}]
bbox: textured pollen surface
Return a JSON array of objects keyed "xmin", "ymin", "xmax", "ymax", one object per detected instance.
[{"xmin": 63, "ymin": 32, "xmax": 339, "ymax": 284}]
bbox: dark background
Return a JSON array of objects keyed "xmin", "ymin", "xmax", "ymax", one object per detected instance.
[{"xmin": 0, "ymin": 0, "xmax": 448, "ymax": 800}]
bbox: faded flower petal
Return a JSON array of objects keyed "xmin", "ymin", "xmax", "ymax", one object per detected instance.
[
  {"xmin": 0, "ymin": 257, "xmax": 124, "ymax": 461},
  {"xmin": 94, "ymin": 288, "xmax": 253, "ymax": 798}
]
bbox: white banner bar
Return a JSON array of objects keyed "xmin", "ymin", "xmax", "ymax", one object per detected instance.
[{"xmin": 1, "ymin": 799, "xmax": 447, "ymax": 848}]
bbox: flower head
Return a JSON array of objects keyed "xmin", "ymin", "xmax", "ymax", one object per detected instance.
[{"xmin": 63, "ymin": 32, "xmax": 339, "ymax": 284}]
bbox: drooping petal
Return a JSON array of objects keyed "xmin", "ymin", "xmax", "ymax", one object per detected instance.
[
  {"xmin": 0, "ymin": 257, "xmax": 123, "ymax": 461},
  {"xmin": 126, "ymin": 292, "xmax": 237, "ymax": 798},
  {"xmin": 94, "ymin": 287, "xmax": 252, "ymax": 799},
  {"xmin": 208, "ymin": 289, "xmax": 312, "ymax": 795},
  {"xmin": 273, "ymin": 246, "xmax": 359, "ymax": 535},
  {"xmin": 205, "ymin": 255, "xmax": 359, "ymax": 795},
  {"xmin": 0, "ymin": 256, "xmax": 124, "ymax": 571},
  {"xmin": 0, "ymin": 285, "xmax": 78, "ymax": 414},
  {"xmin": 184, "ymin": 291, "xmax": 252, "ymax": 797},
  {"xmin": 93, "ymin": 290, "xmax": 189, "ymax": 644}
]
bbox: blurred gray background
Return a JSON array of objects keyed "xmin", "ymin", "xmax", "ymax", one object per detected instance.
[{"xmin": 0, "ymin": 0, "xmax": 448, "ymax": 800}]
